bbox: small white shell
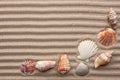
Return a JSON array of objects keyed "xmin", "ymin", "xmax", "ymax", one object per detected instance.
[
  {"xmin": 108, "ymin": 8, "xmax": 118, "ymax": 27},
  {"xmin": 35, "ymin": 61, "xmax": 56, "ymax": 72},
  {"xmin": 75, "ymin": 62, "xmax": 89, "ymax": 76},
  {"xmin": 94, "ymin": 51, "xmax": 113, "ymax": 68},
  {"xmin": 77, "ymin": 40, "xmax": 98, "ymax": 61}
]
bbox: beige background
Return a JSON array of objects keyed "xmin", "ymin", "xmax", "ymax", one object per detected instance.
[{"xmin": 0, "ymin": 0, "xmax": 119, "ymax": 80}]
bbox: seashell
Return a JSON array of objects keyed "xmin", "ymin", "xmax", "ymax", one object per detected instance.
[
  {"xmin": 75, "ymin": 62, "xmax": 89, "ymax": 76},
  {"xmin": 97, "ymin": 28, "xmax": 115, "ymax": 46},
  {"xmin": 57, "ymin": 53, "xmax": 71, "ymax": 74},
  {"xmin": 20, "ymin": 59, "xmax": 35, "ymax": 75},
  {"xmin": 77, "ymin": 40, "xmax": 98, "ymax": 61},
  {"xmin": 108, "ymin": 8, "xmax": 118, "ymax": 29},
  {"xmin": 94, "ymin": 51, "xmax": 113, "ymax": 68},
  {"xmin": 35, "ymin": 61, "xmax": 56, "ymax": 72}
]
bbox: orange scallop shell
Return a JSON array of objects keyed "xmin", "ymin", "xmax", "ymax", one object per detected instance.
[{"xmin": 97, "ymin": 28, "xmax": 115, "ymax": 46}]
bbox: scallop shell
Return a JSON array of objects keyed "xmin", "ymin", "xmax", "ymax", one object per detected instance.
[
  {"xmin": 108, "ymin": 8, "xmax": 118, "ymax": 29},
  {"xmin": 75, "ymin": 62, "xmax": 89, "ymax": 76},
  {"xmin": 94, "ymin": 51, "xmax": 113, "ymax": 68},
  {"xmin": 57, "ymin": 54, "xmax": 71, "ymax": 74},
  {"xmin": 97, "ymin": 28, "xmax": 115, "ymax": 46},
  {"xmin": 20, "ymin": 59, "xmax": 35, "ymax": 75},
  {"xmin": 77, "ymin": 40, "xmax": 98, "ymax": 61},
  {"xmin": 35, "ymin": 61, "xmax": 56, "ymax": 72}
]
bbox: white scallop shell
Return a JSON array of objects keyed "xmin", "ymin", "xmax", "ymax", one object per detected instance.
[{"xmin": 77, "ymin": 40, "xmax": 98, "ymax": 60}]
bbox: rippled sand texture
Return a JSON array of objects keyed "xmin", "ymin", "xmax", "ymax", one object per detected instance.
[{"xmin": 0, "ymin": 0, "xmax": 119, "ymax": 80}]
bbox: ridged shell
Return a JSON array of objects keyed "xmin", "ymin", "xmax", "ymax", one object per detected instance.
[
  {"xmin": 57, "ymin": 54, "xmax": 71, "ymax": 74},
  {"xmin": 94, "ymin": 51, "xmax": 113, "ymax": 68},
  {"xmin": 108, "ymin": 8, "xmax": 118, "ymax": 29},
  {"xmin": 35, "ymin": 61, "xmax": 56, "ymax": 72},
  {"xmin": 97, "ymin": 28, "xmax": 115, "ymax": 46},
  {"xmin": 75, "ymin": 62, "xmax": 89, "ymax": 76},
  {"xmin": 20, "ymin": 59, "xmax": 35, "ymax": 75},
  {"xmin": 77, "ymin": 40, "xmax": 98, "ymax": 61}
]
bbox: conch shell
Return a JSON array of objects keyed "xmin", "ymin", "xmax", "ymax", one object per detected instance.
[
  {"xmin": 20, "ymin": 59, "xmax": 35, "ymax": 75},
  {"xmin": 57, "ymin": 54, "xmax": 71, "ymax": 74},
  {"xmin": 35, "ymin": 61, "xmax": 56, "ymax": 72},
  {"xmin": 108, "ymin": 8, "xmax": 118, "ymax": 29},
  {"xmin": 94, "ymin": 51, "xmax": 113, "ymax": 68},
  {"xmin": 97, "ymin": 28, "xmax": 115, "ymax": 46}
]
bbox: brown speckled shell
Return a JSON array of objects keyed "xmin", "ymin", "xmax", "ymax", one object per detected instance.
[{"xmin": 57, "ymin": 54, "xmax": 71, "ymax": 74}]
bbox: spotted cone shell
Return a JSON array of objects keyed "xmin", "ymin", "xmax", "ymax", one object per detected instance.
[{"xmin": 35, "ymin": 61, "xmax": 56, "ymax": 72}]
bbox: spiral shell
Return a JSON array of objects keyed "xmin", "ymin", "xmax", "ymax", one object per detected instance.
[
  {"xmin": 77, "ymin": 40, "xmax": 98, "ymax": 61},
  {"xmin": 35, "ymin": 61, "xmax": 56, "ymax": 72},
  {"xmin": 20, "ymin": 59, "xmax": 35, "ymax": 75},
  {"xmin": 97, "ymin": 28, "xmax": 115, "ymax": 46},
  {"xmin": 108, "ymin": 8, "xmax": 118, "ymax": 29},
  {"xmin": 94, "ymin": 51, "xmax": 113, "ymax": 68},
  {"xmin": 57, "ymin": 54, "xmax": 71, "ymax": 74}
]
